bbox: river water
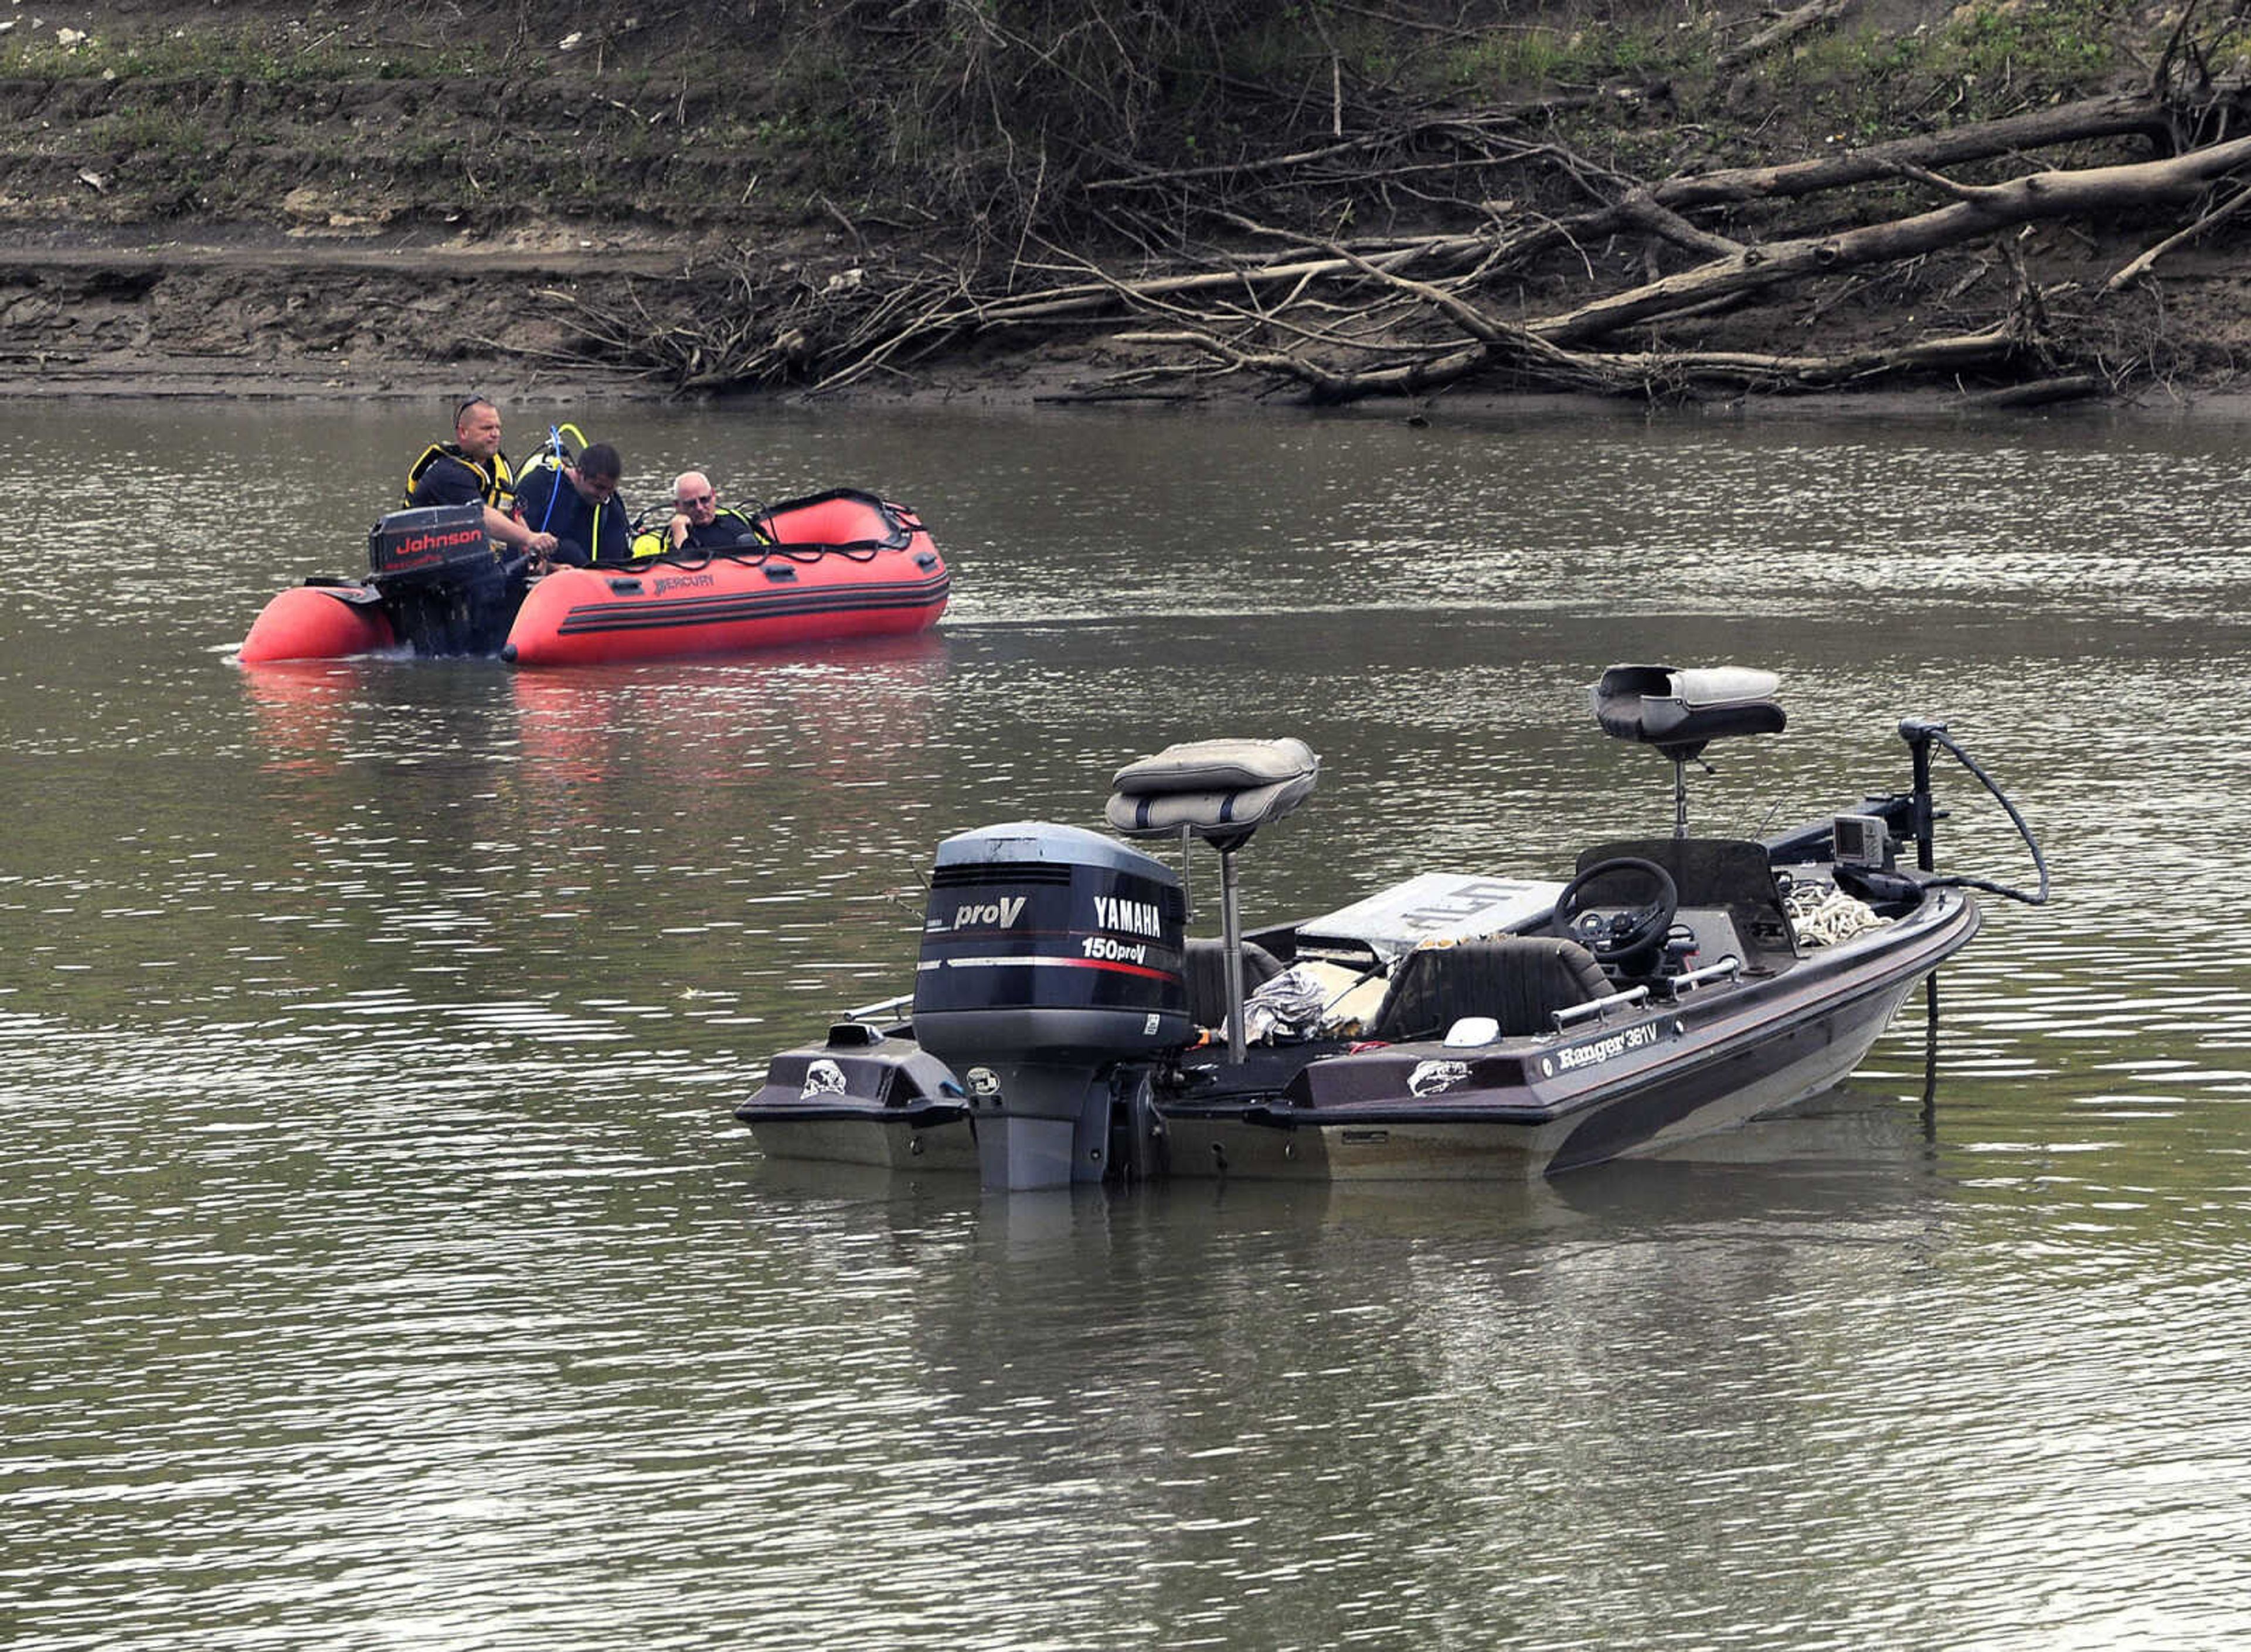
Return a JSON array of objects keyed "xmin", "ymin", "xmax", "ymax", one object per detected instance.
[{"xmin": 2, "ymin": 397, "xmax": 2247, "ymax": 1650}]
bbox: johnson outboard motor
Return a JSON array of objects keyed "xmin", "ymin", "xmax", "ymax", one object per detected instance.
[
  {"xmin": 912, "ymin": 821, "xmax": 1190, "ymax": 1190},
  {"xmin": 366, "ymin": 503, "xmax": 520, "ymax": 655}
]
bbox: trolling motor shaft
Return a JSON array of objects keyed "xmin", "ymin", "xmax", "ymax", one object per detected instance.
[{"xmin": 1898, "ymin": 717, "xmax": 1947, "ymax": 872}]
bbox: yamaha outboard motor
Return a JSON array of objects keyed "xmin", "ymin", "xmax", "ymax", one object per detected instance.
[
  {"xmin": 913, "ymin": 821, "xmax": 1189, "ymax": 1189},
  {"xmin": 366, "ymin": 503, "xmax": 520, "ymax": 656}
]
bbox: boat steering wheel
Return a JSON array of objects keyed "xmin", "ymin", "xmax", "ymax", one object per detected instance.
[{"xmin": 1552, "ymin": 856, "xmax": 1679, "ymax": 972}]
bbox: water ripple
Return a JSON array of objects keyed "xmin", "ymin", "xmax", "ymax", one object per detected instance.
[{"xmin": 6, "ymin": 404, "xmax": 2251, "ymax": 1651}]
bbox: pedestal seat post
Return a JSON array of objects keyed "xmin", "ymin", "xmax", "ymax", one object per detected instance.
[{"xmin": 1106, "ymin": 737, "xmax": 1320, "ymax": 1064}]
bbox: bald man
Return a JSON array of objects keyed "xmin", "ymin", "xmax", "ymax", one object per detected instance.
[
  {"xmin": 664, "ymin": 471, "xmax": 763, "ymax": 551},
  {"xmin": 404, "ymin": 396, "xmax": 559, "ymax": 560}
]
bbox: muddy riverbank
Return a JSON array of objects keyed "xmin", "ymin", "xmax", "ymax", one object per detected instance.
[{"xmin": 7, "ymin": 2, "xmax": 2250, "ymax": 412}]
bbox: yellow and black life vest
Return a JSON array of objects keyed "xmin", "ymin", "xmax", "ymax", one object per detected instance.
[
  {"xmin": 709, "ymin": 505, "xmax": 764, "ymax": 543},
  {"xmin": 629, "ymin": 505, "xmax": 767, "ymax": 560},
  {"xmin": 404, "ymin": 443, "xmax": 515, "ymax": 510}
]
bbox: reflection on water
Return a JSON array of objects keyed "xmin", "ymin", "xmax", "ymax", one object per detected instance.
[{"xmin": 4, "ymin": 401, "xmax": 2251, "ymax": 1650}]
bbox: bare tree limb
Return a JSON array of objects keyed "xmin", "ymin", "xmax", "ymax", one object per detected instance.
[
  {"xmin": 1650, "ymin": 91, "xmax": 2178, "ymax": 211},
  {"xmin": 2104, "ymin": 178, "xmax": 2251, "ymax": 288},
  {"xmin": 1535, "ymin": 135, "xmax": 2251, "ymax": 346},
  {"xmin": 1716, "ymin": 0, "xmax": 1857, "ymax": 74}
]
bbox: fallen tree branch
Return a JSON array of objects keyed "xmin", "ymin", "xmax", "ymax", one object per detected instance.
[
  {"xmin": 1115, "ymin": 317, "xmax": 2030, "ymax": 402},
  {"xmin": 1716, "ymin": 0, "xmax": 1857, "ymax": 74},
  {"xmin": 2104, "ymin": 178, "xmax": 2251, "ymax": 288},
  {"xmin": 1648, "ymin": 91, "xmax": 2177, "ymax": 211},
  {"xmin": 1535, "ymin": 135, "xmax": 2251, "ymax": 345},
  {"xmin": 511, "ymin": 60, "xmax": 2251, "ymax": 410},
  {"xmin": 1953, "ymin": 373, "xmax": 2105, "ymax": 407}
]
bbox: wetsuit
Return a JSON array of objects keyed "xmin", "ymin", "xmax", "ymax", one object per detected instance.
[{"xmin": 515, "ymin": 466, "xmax": 631, "ymax": 566}]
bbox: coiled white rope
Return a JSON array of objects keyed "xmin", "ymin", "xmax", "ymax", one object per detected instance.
[{"xmin": 1784, "ymin": 879, "xmax": 1891, "ymax": 947}]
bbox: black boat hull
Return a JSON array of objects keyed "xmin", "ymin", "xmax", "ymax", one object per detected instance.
[
  {"xmin": 1152, "ymin": 887, "xmax": 1977, "ymax": 1179},
  {"xmin": 736, "ymin": 885, "xmax": 1978, "ymax": 1182}
]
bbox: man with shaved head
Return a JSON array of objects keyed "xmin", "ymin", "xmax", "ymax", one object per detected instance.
[
  {"xmin": 664, "ymin": 471, "xmax": 764, "ymax": 552},
  {"xmin": 404, "ymin": 395, "xmax": 559, "ymax": 560}
]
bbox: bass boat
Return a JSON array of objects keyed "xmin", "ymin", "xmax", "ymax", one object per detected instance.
[
  {"xmin": 735, "ymin": 665, "xmax": 2048, "ymax": 1189},
  {"xmin": 237, "ymin": 488, "xmax": 947, "ymax": 668}
]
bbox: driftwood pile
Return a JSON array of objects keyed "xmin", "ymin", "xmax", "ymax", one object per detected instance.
[{"xmin": 533, "ymin": 26, "xmax": 2251, "ymax": 405}]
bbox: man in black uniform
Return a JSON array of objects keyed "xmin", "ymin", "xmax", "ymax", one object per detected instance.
[
  {"xmin": 513, "ymin": 441, "xmax": 633, "ymax": 567},
  {"xmin": 662, "ymin": 470, "xmax": 765, "ymax": 551},
  {"xmin": 404, "ymin": 396, "xmax": 559, "ymax": 562}
]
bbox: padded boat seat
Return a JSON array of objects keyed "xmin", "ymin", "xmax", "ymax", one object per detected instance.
[
  {"xmin": 1365, "ymin": 936, "xmax": 1611, "ymax": 1043},
  {"xmin": 1183, "ymin": 938, "xmax": 1284, "ymax": 1030},
  {"xmin": 1593, "ymin": 663, "xmax": 1785, "ymax": 759},
  {"xmin": 1105, "ymin": 737, "xmax": 1319, "ymax": 849}
]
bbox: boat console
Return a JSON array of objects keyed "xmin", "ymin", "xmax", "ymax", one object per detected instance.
[{"xmin": 1574, "ymin": 835, "xmax": 1799, "ymax": 974}]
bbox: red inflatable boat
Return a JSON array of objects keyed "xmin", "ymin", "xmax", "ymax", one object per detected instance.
[{"xmin": 237, "ymin": 489, "xmax": 948, "ymax": 668}]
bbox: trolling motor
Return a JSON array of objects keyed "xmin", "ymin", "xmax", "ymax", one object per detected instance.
[
  {"xmin": 1893, "ymin": 717, "xmax": 2050, "ymax": 906},
  {"xmin": 1765, "ymin": 712, "xmax": 2049, "ymax": 912}
]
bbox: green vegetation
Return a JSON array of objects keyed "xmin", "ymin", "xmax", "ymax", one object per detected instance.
[
  {"xmin": 1941, "ymin": 0, "xmax": 2125, "ymax": 87},
  {"xmin": 0, "ymin": 24, "xmax": 497, "ymax": 82},
  {"xmin": 0, "ymin": 2, "xmax": 2207, "ymax": 239},
  {"xmin": 1436, "ymin": 19, "xmax": 1702, "ymax": 94},
  {"xmin": 1695, "ymin": 1, "xmax": 2150, "ymax": 151}
]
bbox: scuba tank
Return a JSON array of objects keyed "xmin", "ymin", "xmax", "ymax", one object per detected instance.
[{"xmin": 515, "ymin": 422, "xmax": 587, "ymax": 537}]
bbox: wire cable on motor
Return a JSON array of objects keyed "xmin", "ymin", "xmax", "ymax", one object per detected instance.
[{"xmin": 1922, "ymin": 726, "xmax": 2050, "ymax": 907}]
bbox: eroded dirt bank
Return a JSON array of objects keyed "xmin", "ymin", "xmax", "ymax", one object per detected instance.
[
  {"xmin": 0, "ymin": 231, "xmax": 671, "ymax": 400},
  {"xmin": 0, "ymin": 0, "xmax": 814, "ymax": 401},
  {"xmin": 6, "ymin": 1, "xmax": 2251, "ymax": 412}
]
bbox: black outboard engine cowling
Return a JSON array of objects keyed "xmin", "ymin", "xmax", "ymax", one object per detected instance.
[
  {"xmin": 913, "ymin": 821, "xmax": 1188, "ymax": 1188},
  {"xmin": 365, "ymin": 504, "xmax": 520, "ymax": 656}
]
